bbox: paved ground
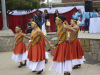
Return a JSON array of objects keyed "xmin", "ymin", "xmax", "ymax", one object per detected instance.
[
  {"xmin": 0, "ymin": 51, "xmax": 100, "ymax": 75},
  {"xmin": 78, "ymin": 31, "xmax": 100, "ymax": 39},
  {"xmin": 46, "ymin": 31, "xmax": 100, "ymax": 39}
]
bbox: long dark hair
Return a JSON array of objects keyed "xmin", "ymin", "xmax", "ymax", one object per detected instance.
[
  {"xmin": 57, "ymin": 15, "xmax": 67, "ymax": 22},
  {"xmin": 33, "ymin": 21, "xmax": 41, "ymax": 28},
  {"xmin": 44, "ymin": 9, "xmax": 48, "ymax": 14},
  {"xmin": 55, "ymin": 9, "xmax": 58, "ymax": 13}
]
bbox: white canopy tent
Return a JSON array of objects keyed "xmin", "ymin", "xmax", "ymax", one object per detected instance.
[{"xmin": 7, "ymin": 6, "xmax": 85, "ymax": 15}]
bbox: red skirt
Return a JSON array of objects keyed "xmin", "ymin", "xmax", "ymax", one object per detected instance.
[
  {"xmin": 27, "ymin": 39, "xmax": 46, "ymax": 62},
  {"xmin": 42, "ymin": 39, "xmax": 47, "ymax": 52},
  {"xmin": 53, "ymin": 41, "xmax": 72, "ymax": 62},
  {"xmin": 13, "ymin": 42, "xmax": 27, "ymax": 54},
  {"xmin": 71, "ymin": 39, "xmax": 84, "ymax": 59}
]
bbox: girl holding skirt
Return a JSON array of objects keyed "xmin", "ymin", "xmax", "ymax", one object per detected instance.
[
  {"xmin": 26, "ymin": 21, "xmax": 53, "ymax": 74},
  {"xmin": 11, "ymin": 26, "xmax": 31, "ymax": 68},
  {"xmin": 49, "ymin": 15, "xmax": 76, "ymax": 75},
  {"xmin": 69, "ymin": 19, "xmax": 85, "ymax": 69}
]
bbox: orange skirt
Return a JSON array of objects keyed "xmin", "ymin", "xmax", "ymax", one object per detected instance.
[
  {"xmin": 42, "ymin": 39, "xmax": 47, "ymax": 52},
  {"xmin": 71, "ymin": 39, "xmax": 84, "ymax": 59},
  {"xmin": 13, "ymin": 42, "xmax": 27, "ymax": 54},
  {"xmin": 53, "ymin": 41, "xmax": 72, "ymax": 62},
  {"xmin": 27, "ymin": 39, "xmax": 46, "ymax": 62}
]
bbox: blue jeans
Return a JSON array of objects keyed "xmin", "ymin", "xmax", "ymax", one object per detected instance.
[{"xmin": 85, "ymin": 19, "xmax": 89, "ymax": 30}]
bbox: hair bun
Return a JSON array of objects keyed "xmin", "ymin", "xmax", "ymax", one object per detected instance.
[
  {"xmin": 64, "ymin": 17, "xmax": 67, "ymax": 20},
  {"xmin": 16, "ymin": 26, "xmax": 22, "ymax": 30},
  {"xmin": 74, "ymin": 19, "xmax": 78, "ymax": 21},
  {"xmin": 34, "ymin": 21, "xmax": 41, "ymax": 28}
]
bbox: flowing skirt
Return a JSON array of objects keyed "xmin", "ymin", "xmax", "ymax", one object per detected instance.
[
  {"xmin": 50, "ymin": 41, "xmax": 73, "ymax": 74},
  {"xmin": 45, "ymin": 52, "xmax": 49, "ymax": 59},
  {"xmin": 71, "ymin": 39, "xmax": 85, "ymax": 65},
  {"xmin": 11, "ymin": 51, "xmax": 27, "ymax": 63},
  {"xmin": 72, "ymin": 56, "xmax": 85, "ymax": 65},
  {"xmin": 13, "ymin": 42, "xmax": 27, "ymax": 54},
  {"xmin": 26, "ymin": 59, "xmax": 45, "ymax": 71},
  {"xmin": 27, "ymin": 39, "xmax": 46, "ymax": 71},
  {"xmin": 49, "ymin": 60, "xmax": 72, "ymax": 74},
  {"xmin": 11, "ymin": 42, "xmax": 27, "ymax": 63}
]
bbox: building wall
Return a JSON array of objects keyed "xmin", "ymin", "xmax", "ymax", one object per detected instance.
[{"xmin": 62, "ymin": 0, "xmax": 99, "ymax": 3}]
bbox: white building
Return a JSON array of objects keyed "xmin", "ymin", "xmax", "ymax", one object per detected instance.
[{"xmin": 40, "ymin": 0, "xmax": 62, "ymax": 4}]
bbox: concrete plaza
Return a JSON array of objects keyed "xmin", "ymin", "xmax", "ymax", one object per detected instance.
[{"xmin": 0, "ymin": 51, "xmax": 100, "ymax": 75}]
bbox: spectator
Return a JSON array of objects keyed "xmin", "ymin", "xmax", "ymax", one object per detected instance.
[
  {"xmin": 90, "ymin": 9, "xmax": 98, "ymax": 18},
  {"xmin": 32, "ymin": 13, "xmax": 40, "ymax": 28},
  {"xmin": 32, "ymin": 13, "xmax": 39, "ymax": 22},
  {"xmin": 36, "ymin": 10, "xmax": 41, "ymax": 29},
  {"xmin": 72, "ymin": 11, "xmax": 76, "ymax": 19},
  {"xmin": 44, "ymin": 9, "xmax": 50, "ymax": 32},
  {"xmin": 84, "ymin": 12, "xmax": 90, "ymax": 33},
  {"xmin": 54, "ymin": 9, "xmax": 60, "ymax": 31},
  {"xmin": 77, "ymin": 9, "xmax": 84, "ymax": 31},
  {"xmin": 98, "ymin": 11, "xmax": 100, "ymax": 17},
  {"xmin": 76, "ymin": 9, "xmax": 79, "ymax": 17},
  {"xmin": 82, "ymin": 11, "xmax": 85, "ymax": 31}
]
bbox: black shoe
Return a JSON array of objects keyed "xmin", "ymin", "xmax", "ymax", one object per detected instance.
[
  {"xmin": 23, "ymin": 63, "xmax": 26, "ymax": 66},
  {"xmin": 47, "ymin": 49, "xmax": 50, "ymax": 51},
  {"xmin": 18, "ymin": 64, "xmax": 23, "ymax": 68},
  {"xmin": 32, "ymin": 71, "xmax": 36, "ymax": 72},
  {"xmin": 67, "ymin": 73, "xmax": 70, "ymax": 75},
  {"xmin": 73, "ymin": 65, "xmax": 78, "ymax": 69},
  {"xmin": 78, "ymin": 64, "xmax": 81, "ymax": 67},
  {"xmin": 37, "ymin": 69, "xmax": 43, "ymax": 74},
  {"xmin": 45, "ymin": 59, "xmax": 48, "ymax": 63}
]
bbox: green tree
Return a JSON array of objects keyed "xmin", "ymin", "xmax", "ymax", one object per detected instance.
[
  {"xmin": 0, "ymin": 0, "xmax": 40, "ymax": 27},
  {"xmin": 41, "ymin": 3, "xmax": 46, "ymax": 8}
]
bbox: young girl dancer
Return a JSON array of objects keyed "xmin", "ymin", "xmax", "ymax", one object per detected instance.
[
  {"xmin": 11, "ymin": 26, "xmax": 31, "ymax": 68},
  {"xmin": 49, "ymin": 15, "xmax": 76, "ymax": 75},
  {"xmin": 27, "ymin": 33, "xmax": 49, "ymax": 64},
  {"xmin": 26, "ymin": 21, "xmax": 53, "ymax": 74},
  {"xmin": 69, "ymin": 19, "xmax": 85, "ymax": 69}
]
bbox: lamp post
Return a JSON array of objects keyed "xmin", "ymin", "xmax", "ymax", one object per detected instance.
[
  {"xmin": 1, "ymin": 0, "xmax": 8, "ymax": 30},
  {"xmin": 47, "ymin": 0, "xmax": 49, "ymax": 4}
]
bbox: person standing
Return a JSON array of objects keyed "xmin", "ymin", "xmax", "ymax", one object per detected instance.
[
  {"xmin": 36, "ymin": 10, "xmax": 41, "ymax": 29},
  {"xmin": 68, "ymin": 19, "xmax": 85, "ymax": 69},
  {"xmin": 44, "ymin": 9, "xmax": 50, "ymax": 32},
  {"xmin": 77, "ymin": 9, "xmax": 84, "ymax": 31},
  {"xmin": 54, "ymin": 9, "xmax": 60, "ymax": 31},
  {"xmin": 90, "ymin": 9, "xmax": 98, "ymax": 18},
  {"xmin": 75, "ymin": 9, "xmax": 79, "ymax": 17},
  {"xmin": 98, "ymin": 11, "xmax": 100, "ymax": 17},
  {"xmin": 11, "ymin": 26, "xmax": 31, "ymax": 68},
  {"xmin": 72, "ymin": 11, "xmax": 76, "ymax": 19},
  {"xmin": 84, "ymin": 12, "xmax": 90, "ymax": 33},
  {"xmin": 49, "ymin": 15, "xmax": 76, "ymax": 75},
  {"xmin": 26, "ymin": 21, "xmax": 53, "ymax": 74},
  {"xmin": 32, "ymin": 13, "xmax": 39, "ymax": 21}
]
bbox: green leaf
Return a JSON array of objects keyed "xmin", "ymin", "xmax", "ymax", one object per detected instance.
[{"xmin": 0, "ymin": 0, "xmax": 40, "ymax": 12}]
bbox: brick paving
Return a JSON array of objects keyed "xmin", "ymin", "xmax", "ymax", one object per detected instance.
[{"xmin": 0, "ymin": 51, "xmax": 100, "ymax": 75}]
